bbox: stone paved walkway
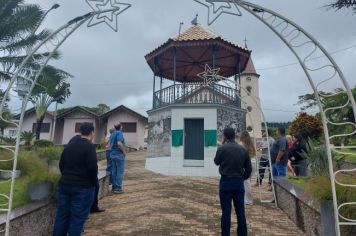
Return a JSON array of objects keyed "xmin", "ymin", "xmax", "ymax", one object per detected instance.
[{"xmin": 84, "ymin": 151, "xmax": 304, "ymax": 236}]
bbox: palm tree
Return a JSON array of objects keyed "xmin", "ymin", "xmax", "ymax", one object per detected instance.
[
  {"xmin": 0, "ymin": 0, "xmax": 73, "ymax": 140},
  {"xmin": 0, "ymin": 0, "xmax": 57, "ymax": 81},
  {"xmin": 326, "ymin": 0, "xmax": 356, "ymax": 13},
  {"xmin": 31, "ymin": 65, "xmax": 72, "ymax": 140},
  {"xmin": 20, "ymin": 130, "xmax": 35, "ymax": 147}
]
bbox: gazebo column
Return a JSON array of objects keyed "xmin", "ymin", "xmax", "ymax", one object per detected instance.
[
  {"xmin": 152, "ymin": 73, "xmax": 156, "ymax": 108},
  {"xmin": 234, "ymin": 54, "xmax": 241, "ymax": 108},
  {"xmin": 152, "ymin": 57, "xmax": 158, "ymax": 108},
  {"xmin": 160, "ymin": 75, "xmax": 163, "ymax": 106},
  {"xmin": 212, "ymin": 45, "xmax": 216, "ymax": 103},
  {"xmin": 183, "ymin": 77, "xmax": 186, "ymax": 103},
  {"xmin": 173, "ymin": 47, "xmax": 177, "ymax": 102}
]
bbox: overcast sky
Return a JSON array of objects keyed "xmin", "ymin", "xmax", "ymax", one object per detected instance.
[{"xmin": 25, "ymin": 0, "xmax": 356, "ymax": 121}]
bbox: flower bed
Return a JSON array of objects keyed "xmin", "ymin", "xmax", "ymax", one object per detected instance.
[
  {"xmin": 274, "ymin": 176, "xmax": 356, "ymax": 236},
  {"xmin": 0, "ymin": 147, "xmax": 62, "ymax": 209}
]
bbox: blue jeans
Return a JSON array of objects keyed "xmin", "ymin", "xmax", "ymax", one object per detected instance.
[
  {"xmin": 111, "ymin": 156, "xmax": 125, "ymax": 191},
  {"xmin": 53, "ymin": 185, "xmax": 95, "ymax": 236},
  {"xmin": 106, "ymin": 150, "xmax": 112, "ymax": 184},
  {"xmin": 272, "ymin": 163, "xmax": 287, "ymax": 177},
  {"xmin": 219, "ymin": 176, "xmax": 247, "ymax": 236}
]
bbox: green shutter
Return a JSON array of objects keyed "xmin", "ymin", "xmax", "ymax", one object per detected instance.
[
  {"xmin": 172, "ymin": 130, "xmax": 183, "ymax": 147},
  {"xmin": 204, "ymin": 130, "xmax": 217, "ymax": 147}
]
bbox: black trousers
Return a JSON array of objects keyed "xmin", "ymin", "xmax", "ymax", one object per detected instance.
[
  {"xmin": 91, "ymin": 179, "xmax": 99, "ymax": 211},
  {"xmin": 257, "ymin": 156, "xmax": 271, "ymax": 184}
]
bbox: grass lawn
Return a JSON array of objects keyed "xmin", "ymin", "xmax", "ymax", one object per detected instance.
[
  {"xmin": 0, "ymin": 176, "xmax": 31, "ymax": 209},
  {"xmin": 287, "ymin": 177, "xmax": 309, "ymax": 191},
  {"xmin": 337, "ymin": 148, "xmax": 356, "ymax": 162}
]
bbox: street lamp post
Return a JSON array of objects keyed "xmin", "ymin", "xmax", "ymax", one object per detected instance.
[{"xmin": 32, "ymin": 3, "xmax": 60, "ymax": 35}]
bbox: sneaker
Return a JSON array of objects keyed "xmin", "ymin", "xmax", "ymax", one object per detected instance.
[{"xmin": 112, "ymin": 189, "xmax": 123, "ymax": 194}]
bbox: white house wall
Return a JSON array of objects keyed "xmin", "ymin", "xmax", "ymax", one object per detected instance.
[
  {"xmin": 62, "ymin": 111, "xmax": 96, "ymax": 144},
  {"xmin": 21, "ymin": 112, "xmax": 53, "ymax": 140},
  {"xmin": 107, "ymin": 110, "xmax": 146, "ymax": 150}
]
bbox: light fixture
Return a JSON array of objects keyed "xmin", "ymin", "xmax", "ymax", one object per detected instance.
[{"xmin": 51, "ymin": 3, "xmax": 60, "ymax": 10}]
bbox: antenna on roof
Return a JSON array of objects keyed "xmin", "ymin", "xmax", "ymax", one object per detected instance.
[
  {"xmin": 178, "ymin": 22, "xmax": 184, "ymax": 40},
  {"xmin": 244, "ymin": 36, "xmax": 248, "ymax": 49},
  {"xmin": 191, "ymin": 14, "xmax": 198, "ymax": 25}
]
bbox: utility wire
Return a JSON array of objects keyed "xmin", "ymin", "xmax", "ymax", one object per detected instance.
[{"xmin": 256, "ymin": 44, "xmax": 356, "ymax": 71}]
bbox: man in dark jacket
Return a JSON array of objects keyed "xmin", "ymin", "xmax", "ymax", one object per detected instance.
[
  {"xmin": 53, "ymin": 123, "xmax": 98, "ymax": 236},
  {"xmin": 66, "ymin": 134, "xmax": 105, "ymax": 214},
  {"xmin": 214, "ymin": 127, "xmax": 252, "ymax": 236}
]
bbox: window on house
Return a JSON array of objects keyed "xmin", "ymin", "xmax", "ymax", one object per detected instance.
[
  {"xmin": 75, "ymin": 122, "xmax": 94, "ymax": 133},
  {"xmin": 9, "ymin": 130, "xmax": 17, "ymax": 136},
  {"xmin": 122, "ymin": 122, "xmax": 137, "ymax": 133},
  {"xmin": 32, "ymin": 123, "xmax": 50, "ymax": 133}
]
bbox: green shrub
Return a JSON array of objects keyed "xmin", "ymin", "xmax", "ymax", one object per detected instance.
[
  {"xmin": 0, "ymin": 136, "xmax": 16, "ymax": 145},
  {"xmin": 289, "ymin": 175, "xmax": 356, "ymax": 235},
  {"xmin": 300, "ymin": 139, "xmax": 345, "ymax": 176},
  {"xmin": 35, "ymin": 146, "xmax": 63, "ymax": 161},
  {"xmin": 34, "ymin": 139, "xmax": 54, "ymax": 148},
  {"xmin": 0, "ymin": 148, "xmax": 61, "ymax": 209},
  {"xmin": 20, "ymin": 131, "xmax": 35, "ymax": 147},
  {"xmin": 0, "ymin": 150, "xmax": 26, "ymax": 172}
]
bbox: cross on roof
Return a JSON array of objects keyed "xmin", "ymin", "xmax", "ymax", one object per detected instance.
[{"xmin": 244, "ymin": 36, "xmax": 248, "ymax": 49}]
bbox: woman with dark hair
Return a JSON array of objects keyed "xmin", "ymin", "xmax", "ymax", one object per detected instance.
[
  {"xmin": 289, "ymin": 134, "xmax": 308, "ymax": 176},
  {"xmin": 239, "ymin": 131, "xmax": 256, "ymax": 205}
]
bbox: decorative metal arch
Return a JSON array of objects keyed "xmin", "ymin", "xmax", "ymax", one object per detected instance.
[
  {"xmin": 218, "ymin": 75, "xmax": 277, "ymax": 205},
  {"xmin": 194, "ymin": 1, "xmax": 356, "ymax": 235},
  {"xmin": 0, "ymin": 2, "xmax": 131, "ymax": 235}
]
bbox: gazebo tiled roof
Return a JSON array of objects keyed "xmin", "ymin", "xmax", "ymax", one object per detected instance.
[
  {"xmin": 172, "ymin": 24, "xmax": 218, "ymax": 41},
  {"xmin": 145, "ymin": 24, "xmax": 251, "ymax": 83}
]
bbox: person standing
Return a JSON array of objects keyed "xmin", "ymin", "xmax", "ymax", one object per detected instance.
[
  {"xmin": 271, "ymin": 127, "xmax": 289, "ymax": 177},
  {"xmin": 289, "ymin": 134, "xmax": 308, "ymax": 176},
  {"xmin": 66, "ymin": 134, "xmax": 105, "ymax": 214},
  {"xmin": 239, "ymin": 131, "xmax": 256, "ymax": 205},
  {"xmin": 255, "ymin": 130, "xmax": 275, "ymax": 186},
  {"xmin": 53, "ymin": 123, "xmax": 98, "ymax": 236},
  {"xmin": 110, "ymin": 123, "xmax": 127, "ymax": 194},
  {"xmin": 214, "ymin": 127, "xmax": 252, "ymax": 236},
  {"xmin": 105, "ymin": 128, "xmax": 115, "ymax": 184}
]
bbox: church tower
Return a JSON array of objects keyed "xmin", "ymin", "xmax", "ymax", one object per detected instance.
[{"xmin": 240, "ymin": 57, "xmax": 262, "ymax": 138}]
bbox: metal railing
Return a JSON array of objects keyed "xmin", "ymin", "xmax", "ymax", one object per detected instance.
[{"xmin": 153, "ymin": 83, "xmax": 241, "ymax": 109}]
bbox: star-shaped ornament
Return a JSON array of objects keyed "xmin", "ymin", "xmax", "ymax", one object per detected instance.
[
  {"xmin": 197, "ymin": 64, "xmax": 222, "ymax": 86},
  {"xmin": 193, "ymin": 0, "xmax": 242, "ymax": 25},
  {"xmin": 86, "ymin": 0, "xmax": 131, "ymax": 32}
]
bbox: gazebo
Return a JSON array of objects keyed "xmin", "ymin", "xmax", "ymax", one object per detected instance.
[{"xmin": 145, "ymin": 23, "xmax": 251, "ymax": 173}]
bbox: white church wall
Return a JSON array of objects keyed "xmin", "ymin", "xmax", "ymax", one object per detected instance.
[{"xmin": 240, "ymin": 74, "xmax": 262, "ymax": 138}]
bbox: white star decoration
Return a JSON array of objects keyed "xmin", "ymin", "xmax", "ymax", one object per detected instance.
[
  {"xmin": 86, "ymin": 0, "xmax": 131, "ymax": 32},
  {"xmin": 197, "ymin": 64, "xmax": 222, "ymax": 86},
  {"xmin": 193, "ymin": 0, "xmax": 242, "ymax": 25}
]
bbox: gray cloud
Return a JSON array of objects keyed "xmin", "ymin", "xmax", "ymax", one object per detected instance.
[{"xmin": 25, "ymin": 0, "xmax": 356, "ymax": 121}]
